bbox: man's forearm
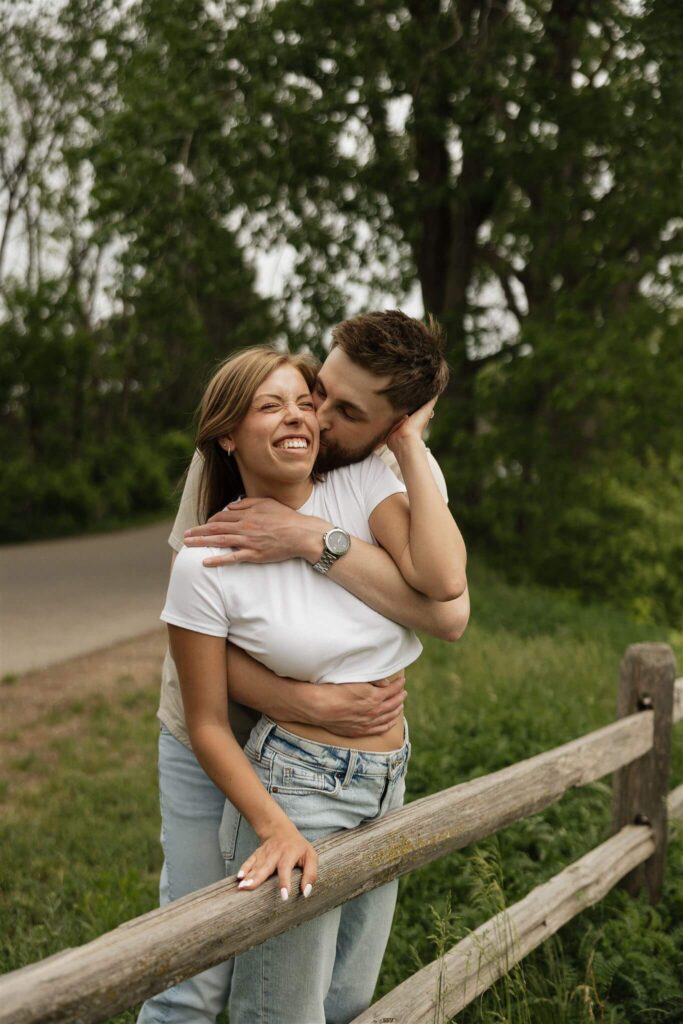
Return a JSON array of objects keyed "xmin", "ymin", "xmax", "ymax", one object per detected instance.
[
  {"xmin": 225, "ymin": 643, "xmax": 408, "ymax": 737},
  {"xmin": 298, "ymin": 527, "xmax": 469, "ymax": 641},
  {"xmin": 182, "ymin": 501, "xmax": 469, "ymax": 641},
  {"xmin": 226, "ymin": 644, "xmax": 322, "ymax": 723}
]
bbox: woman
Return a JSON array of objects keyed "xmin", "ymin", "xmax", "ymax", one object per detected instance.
[{"xmin": 161, "ymin": 346, "xmax": 464, "ymax": 1024}]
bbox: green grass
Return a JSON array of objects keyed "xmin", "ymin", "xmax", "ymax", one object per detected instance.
[{"xmin": 1, "ymin": 553, "xmax": 682, "ymax": 1023}]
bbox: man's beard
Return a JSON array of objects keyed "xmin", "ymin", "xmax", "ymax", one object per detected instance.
[{"xmin": 314, "ymin": 430, "xmax": 388, "ymax": 474}]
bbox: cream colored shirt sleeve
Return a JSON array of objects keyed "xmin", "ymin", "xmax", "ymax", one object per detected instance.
[
  {"xmin": 168, "ymin": 450, "xmax": 204, "ymax": 552},
  {"xmin": 375, "ymin": 444, "xmax": 449, "ymax": 503}
]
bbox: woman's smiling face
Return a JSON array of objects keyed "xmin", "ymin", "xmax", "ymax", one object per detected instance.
[{"xmin": 223, "ymin": 364, "xmax": 320, "ymax": 491}]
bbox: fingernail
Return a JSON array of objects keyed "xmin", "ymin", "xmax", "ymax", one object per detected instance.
[
  {"xmin": 303, "ymin": 884, "xmax": 313, "ymax": 898},
  {"xmin": 237, "ymin": 869, "xmax": 245, "ymax": 879},
  {"xmin": 238, "ymin": 879, "xmax": 254, "ymax": 889},
  {"xmin": 280, "ymin": 888, "xmax": 289, "ymax": 901}
]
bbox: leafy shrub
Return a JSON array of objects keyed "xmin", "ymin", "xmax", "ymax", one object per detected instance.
[
  {"xmin": 0, "ymin": 459, "xmax": 103, "ymax": 542},
  {"xmin": 535, "ymin": 452, "xmax": 683, "ymax": 625},
  {"xmin": 0, "ymin": 431, "xmax": 193, "ymax": 543},
  {"xmin": 473, "ymin": 450, "xmax": 683, "ymax": 626}
]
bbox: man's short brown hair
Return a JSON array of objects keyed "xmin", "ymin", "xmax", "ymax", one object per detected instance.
[{"xmin": 330, "ymin": 309, "xmax": 449, "ymax": 412}]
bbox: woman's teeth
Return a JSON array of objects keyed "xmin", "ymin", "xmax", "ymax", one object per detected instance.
[{"xmin": 276, "ymin": 439, "xmax": 308, "ymax": 449}]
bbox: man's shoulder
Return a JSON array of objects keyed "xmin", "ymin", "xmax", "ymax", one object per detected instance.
[
  {"xmin": 168, "ymin": 449, "xmax": 204, "ymax": 551},
  {"xmin": 375, "ymin": 444, "xmax": 400, "ymax": 478}
]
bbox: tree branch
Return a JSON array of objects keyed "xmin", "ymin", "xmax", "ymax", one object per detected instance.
[{"xmin": 480, "ymin": 243, "xmax": 527, "ymax": 322}]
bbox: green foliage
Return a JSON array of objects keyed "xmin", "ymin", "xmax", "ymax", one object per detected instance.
[
  {"xmin": 0, "ymin": 431, "xmax": 190, "ymax": 542},
  {"xmin": 0, "ymin": 0, "xmax": 276, "ymax": 541},
  {"xmin": 0, "ymin": 686, "xmax": 161, "ymax": 1024},
  {"xmin": 495, "ymin": 443, "xmax": 680, "ymax": 642},
  {"xmin": 541, "ymin": 454, "xmax": 683, "ymax": 626}
]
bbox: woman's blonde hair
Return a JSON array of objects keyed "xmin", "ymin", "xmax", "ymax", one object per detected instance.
[{"xmin": 195, "ymin": 346, "xmax": 320, "ymax": 522}]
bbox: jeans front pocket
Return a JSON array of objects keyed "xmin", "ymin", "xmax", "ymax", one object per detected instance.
[{"xmin": 269, "ymin": 752, "xmax": 340, "ymax": 797}]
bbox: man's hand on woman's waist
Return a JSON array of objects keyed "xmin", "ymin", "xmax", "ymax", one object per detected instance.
[
  {"xmin": 225, "ymin": 645, "xmax": 407, "ymax": 738},
  {"xmin": 304, "ymin": 672, "xmax": 407, "ymax": 738}
]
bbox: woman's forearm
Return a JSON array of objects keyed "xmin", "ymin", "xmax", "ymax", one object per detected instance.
[
  {"xmin": 169, "ymin": 626, "xmax": 290, "ymax": 840},
  {"xmin": 190, "ymin": 720, "xmax": 290, "ymax": 840},
  {"xmin": 389, "ymin": 436, "xmax": 467, "ymax": 601}
]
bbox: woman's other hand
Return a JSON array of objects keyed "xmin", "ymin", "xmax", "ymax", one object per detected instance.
[
  {"xmin": 385, "ymin": 396, "xmax": 437, "ymax": 455},
  {"xmin": 237, "ymin": 822, "xmax": 318, "ymax": 900}
]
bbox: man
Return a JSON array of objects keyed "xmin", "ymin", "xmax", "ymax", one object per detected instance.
[{"xmin": 138, "ymin": 310, "xmax": 470, "ymax": 1024}]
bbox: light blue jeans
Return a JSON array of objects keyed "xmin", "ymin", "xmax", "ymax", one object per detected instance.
[
  {"xmin": 137, "ymin": 725, "xmax": 236, "ymax": 1024},
  {"xmin": 223, "ymin": 716, "xmax": 411, "ymax": 1024}
]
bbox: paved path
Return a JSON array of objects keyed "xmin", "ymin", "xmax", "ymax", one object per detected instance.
[{"xmin": 0, "ymin": 521, "xmax": 173, "ymax": 676}]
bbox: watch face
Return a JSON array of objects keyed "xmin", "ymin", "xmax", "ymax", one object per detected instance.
[{"xmin": 327, "ymin": 529, "xmax": 350, "ymax": 555}]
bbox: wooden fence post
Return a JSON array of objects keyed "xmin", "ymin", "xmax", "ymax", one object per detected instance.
[{"xmin": 611, "ymin": 642, "xmax": 676, "ymax": 903}]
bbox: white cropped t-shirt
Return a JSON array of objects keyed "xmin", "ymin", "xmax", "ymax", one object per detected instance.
[{"xmin": 161, "ymin": 455, "xmax": 422, "ymax": 684}]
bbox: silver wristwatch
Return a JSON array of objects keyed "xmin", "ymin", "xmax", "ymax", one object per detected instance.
[{"xmin": 312, "ymin": 527, "xmax": 351, "ymax": 575}]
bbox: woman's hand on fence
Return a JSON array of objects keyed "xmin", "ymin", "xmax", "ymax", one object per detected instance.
[{"xmin": 237, "ymin": 822, "xmax": 318, "ymax": 901}]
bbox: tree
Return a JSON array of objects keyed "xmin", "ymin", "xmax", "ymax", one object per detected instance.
[
  {"xmin": 86, "ymin": 0, "xmax": 277, "ymax": 427},
  {"xmin": 222, "ymin": 0, "xmax": 683, "ymax": 617},
  {"xmin": 0, "ymin": 0, "xmax": 277, "ymax": 538}
]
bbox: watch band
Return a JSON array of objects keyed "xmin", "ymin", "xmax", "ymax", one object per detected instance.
[{"xmin": 312, "ymin": 549, "xmax": 339, "ymax": 575}]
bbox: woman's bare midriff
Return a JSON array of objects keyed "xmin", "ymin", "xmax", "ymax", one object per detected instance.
[{"xmin": 273, "ymin": 717, "xmax": 405, "ymax": 753}]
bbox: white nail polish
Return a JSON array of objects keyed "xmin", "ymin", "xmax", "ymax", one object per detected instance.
[
  {"xmin": 280, "ymin": 888, "xmax": 289, "ymax": 901},
  {"xmin": 303, "ymin": 884, "xmax": 313, "ymax": 898},
  {"xmin": 237, "ymin": 869, "xmax": 245, "ymax": 879},
  {"xmin": 238, "ymin": 879, "xmax": 253, "ymax": 889}
]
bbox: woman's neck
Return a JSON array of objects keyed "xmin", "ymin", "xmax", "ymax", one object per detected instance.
[{"xmin": 238, "ymin": 471, "xmax": 314, "ymax": 510}]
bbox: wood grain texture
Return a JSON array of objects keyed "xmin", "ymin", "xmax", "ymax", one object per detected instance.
[
  {"xmin": 611, "ymin": 643, "xmax": 677, "ymax": 902},
  {"xmin": 352, "ymin": 824, "xmax": 654, "ymax": 1024},
  {"xmin": 674, "ymin": 678, "xmax": 683, "ymax": 724},
  {"xmin": 0, "ymin": 711, "xmax": 653, "ymax": 1024}
]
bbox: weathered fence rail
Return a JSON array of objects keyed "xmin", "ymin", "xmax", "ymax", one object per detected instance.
[
  {"xmin": 674, "ymin": 675, "xmax": 683, "ymax": 723},
  {"xmin": 0, "ymin": 644, "xmax": 680, "ymax": 1024},
  {"xmin": 353, "ymin": 823, "xmax": 656, "ymax": 1024}
]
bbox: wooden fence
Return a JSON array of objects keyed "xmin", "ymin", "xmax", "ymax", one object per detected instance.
[{"xmin": 0, "ymin": 642, "xmax": 681, "ymax": 1024}]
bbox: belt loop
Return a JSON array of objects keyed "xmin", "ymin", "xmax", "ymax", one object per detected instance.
[
  {"xmin": 340, "ymin": 750, "xmax": 358, "ymax": 789},
  {"xmin": 250, "ymin": 716, "xmax": 276, "ymax": 760}
]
